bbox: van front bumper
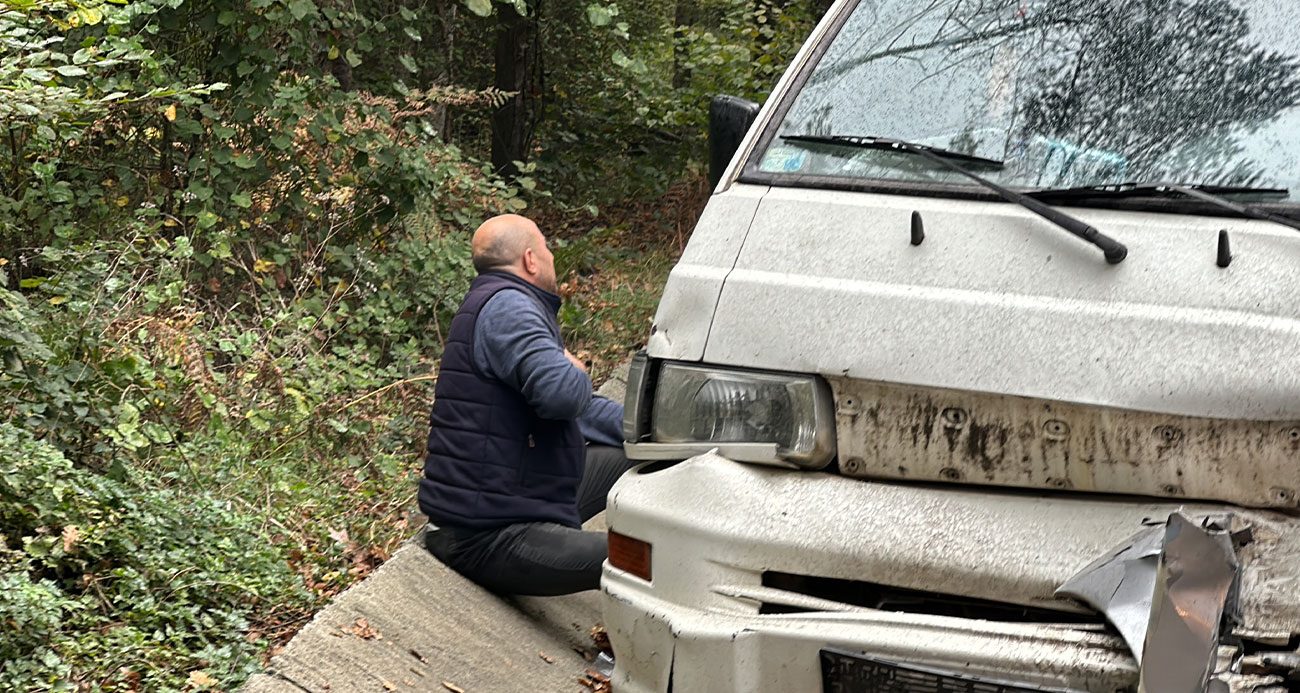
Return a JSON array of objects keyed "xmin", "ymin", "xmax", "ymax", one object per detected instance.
[
  {"xmin": 603, "ymin": 571, "xmax": 1136, "ymax": 692},
  {"xmin": 598, "ymin": 452, "xmax": 1178, "ymax": 692}
]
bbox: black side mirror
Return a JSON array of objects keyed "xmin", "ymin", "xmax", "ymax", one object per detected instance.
[{"xmin": 708, "ymin": 95, "xmax": 761, "ymax": 189}]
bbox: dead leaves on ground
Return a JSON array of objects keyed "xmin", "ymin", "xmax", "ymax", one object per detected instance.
[
  {"xmin": 589, "ymin": 626, "xmax": 611, "ymax": 654},
  {"xmin": 578, "ymin": 669, "xmax": 611, "ymax": 692},
  {"xmin": 339, "ymin": 617, "xmax": 382, "ymax": 640}
]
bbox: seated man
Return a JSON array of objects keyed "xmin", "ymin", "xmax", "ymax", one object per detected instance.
[{"xmin": 419, "ymin": 213, "xmax": 633, "ymax": 596}]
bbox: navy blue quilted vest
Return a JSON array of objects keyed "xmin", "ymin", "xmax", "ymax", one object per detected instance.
[{"xmin": 418, "ymin": 271, "xmax": 585, "ymax": 529}]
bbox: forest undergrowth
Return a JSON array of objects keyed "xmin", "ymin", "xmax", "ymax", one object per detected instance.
[
  {"xmin": 1, "ymin": 174, "xmax": 705, "ymax": 691},
  {"xmin": 0, "ymin": 0, "xmax": 811, "ymax": 686}
]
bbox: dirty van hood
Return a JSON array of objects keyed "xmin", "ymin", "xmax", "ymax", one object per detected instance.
[{"xmin": 650, "ymin": 185, "xmax": 1300, "ymax": 421}]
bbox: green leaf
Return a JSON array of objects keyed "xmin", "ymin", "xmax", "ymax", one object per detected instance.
[
  {"xmin": 76, "ymin": 6, "xmax": 104, "ymax": 25},
  {"xmin": 398, "ymin": 54, "xmax": 417, "ymax": 73},
  {"xmin": 231, "ymin": 192, "xmax": 252, "ymax": 208},
  {"xmin": 403, "ymin": 26, "xmax": 421, "ymax": 42},
  {"xmin": 465, "ymin": 0, "xmax": 492, "ymax": 17},
  {"xmin": 398, "ymin": 6, "xmax": 416, "ymax": 20},
  {"xmin": 187, "ymin": 183, "xmax": 214, "ymax": 202},
  {"xmin": 54, "ymin": 65, "xmax": 88, "ymax": 77},
  {"xmin": 287, "ymin": 0, "xmax": 317, "ymax": 20},
  {"xmin": 195, "ymin": 211, "xmax": 219, "ymax": 229},
  {"xmin": 344, "ymin": 49, "xmax": 362, "ymax": 67},
  {"xmin": 585, "ymin": 3, "xmax": 611, "ymax": 26}
]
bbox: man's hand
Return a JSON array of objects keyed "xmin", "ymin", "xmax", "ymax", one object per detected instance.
[{"xmin": 564, "ymin": 348, "xmax": 588, "ymax": 374}]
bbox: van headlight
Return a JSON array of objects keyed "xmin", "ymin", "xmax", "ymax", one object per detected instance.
[{"xmin": 623, "ymin": 355, "xmax": 836, "ymax": 469}]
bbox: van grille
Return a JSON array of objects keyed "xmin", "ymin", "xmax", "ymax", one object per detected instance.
[
  {"xmin": 762, "ymin": 571, "xmax": 1102, "ymax": 624},
  {"xmin": 820, "ymin": 648, "xmax": 1083, "ymax": 693}
]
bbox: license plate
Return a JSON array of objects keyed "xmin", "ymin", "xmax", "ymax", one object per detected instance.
[{"xmin": 819, "ymin": 648, "xmax": 1081, "ymax": 693}]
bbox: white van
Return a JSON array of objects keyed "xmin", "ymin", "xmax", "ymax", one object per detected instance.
[{"xmin": 601, "ymin": 0, "xmax": 1300, "ymax": 691}]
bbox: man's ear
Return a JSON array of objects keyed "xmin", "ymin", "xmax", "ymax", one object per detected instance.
[{"xmin": 521, "ymin": 247, "xmax": 537, "ymax": 275}]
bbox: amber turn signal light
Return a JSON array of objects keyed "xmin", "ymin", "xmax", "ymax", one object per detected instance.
[{"xmin": 608, "ymin": 530, "xmax": 652, "ymax": 582}]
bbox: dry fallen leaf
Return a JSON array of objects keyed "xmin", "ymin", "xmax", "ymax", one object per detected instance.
[
  {"xmin": 578, "ymin": 673, "xmax": 612, "ymax": 693},
  {"xmin": 381, "ymin": 680, "xmax": 396, "ymax": 691},
  {"xmin": 408, "ymin": 648, "xmax": 429, "ymax": 664},
  {"xmin": 119, "ymin": 668, "xmax": 142, "ymax": 691},
  {"xmin": 440, "ymin": 682, "xmax": 465, "ymax": 693},
  {"xmin": 539, "ymin": 651, "xmax": 554, "ymax": 664},
  {"xmin": 346, "ymin": 617, "xmax": 381, "ymax": 640},
  {"xmin": 186, "ymin": 670, "xmax": 217, "ymax": 688},
  {"xmin": 61, "ymin": 525, "xmax": 81, "ymax": 553},
  {"xmin": 589, "ymin": 625, "xmax": 611, "ymax": 653}
]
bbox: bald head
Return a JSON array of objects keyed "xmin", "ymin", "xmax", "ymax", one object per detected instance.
[
  {"xmin": 472, "ymin": 214, "xmax": 540, "ymax": 273},
  {"xmin": 471, "ymin": 214, "xmax": 558, "ymax": 293}
]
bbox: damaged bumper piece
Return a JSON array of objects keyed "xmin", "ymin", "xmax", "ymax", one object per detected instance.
[
  {"xmin": 601, "ymin": 453, "xmax": 1300, "ymax": 693},
  {"xmin": 1059, "ymin": 513, "xmax": 1296, "ymax": 693}
]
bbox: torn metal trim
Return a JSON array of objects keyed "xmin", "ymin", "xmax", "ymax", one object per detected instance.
[{"xmin": 1056, "ymin": 512, "xmax": 1245, "ymax": 693}]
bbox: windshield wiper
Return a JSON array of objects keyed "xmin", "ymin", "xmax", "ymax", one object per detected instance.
[
  {"xmin": 782, "ymin": 134, "xmax": 1128, "ymax": 264},
  {"xmin": 1029, "ymin": 182, "xmax": 1300, "ymax": 234},
  {"xmin": 782, "ymin": 134, "xmax": 1007, "ymax": 168}
]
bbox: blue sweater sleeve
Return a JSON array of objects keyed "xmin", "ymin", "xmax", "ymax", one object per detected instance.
[
  {"xmin": 578, "ymin": 395, "xmax": 625, "ymax": 447},
  {"xmin": 473, "ymin": 290, "xmax": 593, "ymax": 421}
]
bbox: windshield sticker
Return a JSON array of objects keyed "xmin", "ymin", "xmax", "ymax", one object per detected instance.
[{"xmin": 759, "ymin": 146, "xmax": 808, "ymax": 173}]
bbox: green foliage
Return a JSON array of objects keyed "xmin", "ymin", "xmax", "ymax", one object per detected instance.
[
  {"xmin": 0, "ymin": 0, "xmax": 819, "ymax": 685},
  {"xmin": 0, "ymin": 199, "xmax": 479, "ymax": 684},
  {"xmin": 0, "ymin": 422, "xmax": 310, "ymax": 691},
  {"xmin": 0, "ymin": 0, "xmax": 522, "ymax": 256},
  {"xmin": 0, "ymin": 252, "xmax": 146, "ymax": 459},
  {"xmin": 532, "ymin": 0, "xmax": 819, "ymax": 203}
]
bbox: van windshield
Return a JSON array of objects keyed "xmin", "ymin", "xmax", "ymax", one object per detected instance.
[{"xmin": 751, "ymin": 0, "xmax": 1300, "ymax": 205}]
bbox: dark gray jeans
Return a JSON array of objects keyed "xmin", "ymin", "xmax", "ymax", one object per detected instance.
[{"xmin": 423, "ymin": 445, "xmax": 635, "ymax": 596}]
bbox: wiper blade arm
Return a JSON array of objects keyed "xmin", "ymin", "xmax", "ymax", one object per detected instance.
[
  {"xmin": 782, "ymin": 134, "xmax": 1006, "ymax": 168},
  {"xmin": 1031, "ymin": 182, "xmax": 1300, "ymax": 234},
  {"xmin": 782, "ymin": 134, "xmax": 1128, "ymax": 264}
]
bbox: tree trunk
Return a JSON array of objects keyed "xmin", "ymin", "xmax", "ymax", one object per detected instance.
[
  {"xmin": 672, "ymin": 1, "xmax": 694, "ymax": 90},
  {"xmin": 431, "ymin": 2, "xmax": 457, "ymax": 138},
  {"xmin": 491, "ymin": 7, "xmax": 533, "ymax": 177}
]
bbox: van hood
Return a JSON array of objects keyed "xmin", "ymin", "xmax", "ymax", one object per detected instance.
[{"xmin": 650, "ymin": 184, "xmax": 1300, "ymax": 422}]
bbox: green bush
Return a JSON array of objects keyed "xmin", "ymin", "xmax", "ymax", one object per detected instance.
[{"xmin": 0, "ymin": 422, "xmax": 310, "ymax": 691}]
